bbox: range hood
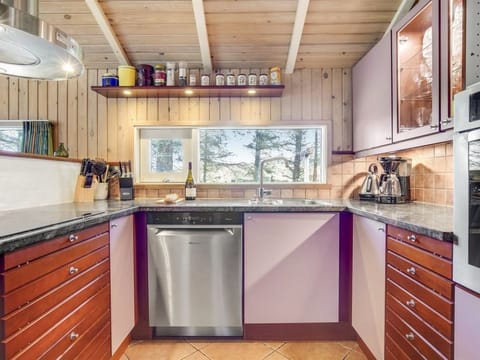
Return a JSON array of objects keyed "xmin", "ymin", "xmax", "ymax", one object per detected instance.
[{"xmin": 0, "ymin": 0, "xmax": 83, "ymax": 80}]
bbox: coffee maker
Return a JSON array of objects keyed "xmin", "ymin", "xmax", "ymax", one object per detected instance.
[{"xmin": 377, "ymin": 156, "xmax": 411, "ymax": 204}]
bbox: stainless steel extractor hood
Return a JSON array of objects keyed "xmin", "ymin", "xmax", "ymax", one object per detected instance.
[{"xmin": 0, "ymin": 0, "xmax": 83, "ymax": 80}]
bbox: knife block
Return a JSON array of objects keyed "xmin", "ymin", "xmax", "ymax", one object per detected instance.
[{"xmin": 74, "ymin": 175, "xmax": 97, "ymax": 203}]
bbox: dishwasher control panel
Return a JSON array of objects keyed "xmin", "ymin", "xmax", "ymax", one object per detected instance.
[{"xmin": 147, "ymin": 211, "xmax": 243, "ymax": 225}]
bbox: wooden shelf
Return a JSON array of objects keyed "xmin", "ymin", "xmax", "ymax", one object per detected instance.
[{"xmin": 90, "ymin": 85, "xmax": 284, "ymax": 98}]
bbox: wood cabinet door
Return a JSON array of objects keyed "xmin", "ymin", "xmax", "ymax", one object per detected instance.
[
  {"xmin": 244, "ymin": 213, "xmax": 339, "ymax": 324},
  {"xmin": 353, "ymin": 33, "xmax": 393, "ymax": 152},
  {"xmin": 352, "ymin": 216, "xmax": 386, "ymax": 360},
  {"xmin": 110, "ymin": 215, "xmax": 135, "ymax": 355}
]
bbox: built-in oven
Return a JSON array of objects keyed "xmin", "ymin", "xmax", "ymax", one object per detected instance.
[{"xmin": 454, "ymin": 82, "xmax": 480, "ymax": 293}]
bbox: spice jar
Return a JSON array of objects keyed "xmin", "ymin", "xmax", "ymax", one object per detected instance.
[
  {"xmin": 201, "ymin": 74, "xmax": 210, "ymax": 86},
  {"xmin": 154, "ymin": 64, "xmax": 166, "ymax": 86},
  {"xmin": 215, "ymin": 73, "xmax": 225, "ymax": 86},
  {"xmin": 270, "ymin": 66, "xmax": 281, "ymax": 85},
  {"xmin": 136, "ymin": 64, "xmax": 154, "ymax": 86},
  {"xmin": 226, "ymin": 74, "xmax": 235, "ymax": 86},
  {"xmin": 166, "ymin": 62, "xmax": 176, "ymax": 86},
  {"xmin": 178, "ymin": 61, "xmax": 188, "ymax": 86},
  {"xmin": 248, "ymin": 73, "xmax": 257, "ymax": 86},
  {"xmin": 189, "ymin": 73, "xmax": 196, "ymax": 86},
  {"xmin": 237, "ymin": 74, "xmax": 247, "ymax": 86},
  {"xmin": 259, "ymin": 73, "xmax": 269, "ymax": 86}
]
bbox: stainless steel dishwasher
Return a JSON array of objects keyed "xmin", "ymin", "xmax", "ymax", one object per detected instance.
[{"xmin": 147, "ymin": 212, "xmax": 243, "ymax": 337}]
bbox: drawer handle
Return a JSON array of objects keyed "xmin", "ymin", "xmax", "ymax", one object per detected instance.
[
  {"xmin": 377, "ymin": 227, "xmax": 385, "ymax": 232},
  {"xmin": 406, "ymin": 267, "xmax": 416, "ymax": 275},
  {"xmin": 69, "ymin": 266, "xmax": 79, "ymax": 275},
  {"xmin": 68, "ymin": 234, "xmax": 78, "ymax": 242},
  {"xmin": 69, "ymin": 332, "xmax": 79, "ymax": 341},
  {"xmin": 406, "ymin": 299, "xmax": 416, "ymax": 308},
  {"xmin": 407, "ymin": 234, "xmax": 417, "ymax": 242},
  {"xmin": 111, "ymin": 223, "xmax": 118, "ymax": 229},
  {"xmin": 405, "ymin": 332, "xmax": 415, "ymax": 341}
]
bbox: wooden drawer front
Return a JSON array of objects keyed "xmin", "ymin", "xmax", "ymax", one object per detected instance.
[
  {"xmin": 38, "ymin": 310, "xmax": 110, "ymax": 360},
  {"xmin": 387, "ymin": 251, "xmax": 453, "ymax": 300},
  {"xmin": 387, "ymin": 237, "xmax": 452, "ymax": 279},
  {"xmin": 1, "ymin": 233, "xmax": 109, "ymax": 293},
  {"xmin": 1, "ymin": 274, "xmax": 109, "ymax": 359},
  {"xmin": 387, "ymin": 294, "xmax": 452, "ymax": 359},
  {"xmin": 385, "ymin": 333, "xmax": 412, "ymax": 360},
  {"xmin": 387, "ymin": 265, "xmax": 453, "ymax": 320},
  {"xmin": 385, "ymin": 320, "xmax": 424, "ymax": 360},
  {"xmin": 0, "ymin": 245, "xmax": 109, "ymax": 316},
  {"xmin": 387, "ymin": 280, "xmax": 452, "ymax": 339},
  {"xmin": 72, "ymin": 320, "xmax": 111, "ymax": 360},
  {"xmin": 386, "ymin": 307, "xmax": 448, "ymax": 360},
  {"xmin": 0, "ymin": 223, "xmax": 109, "ymax": 271},
  {"xmin": 386, "ymin": 225, "xmax": 452, "ymax": 259},
  {"xmin": 1, "ymin": 255, "xmax": 109, "ymax": 338}
]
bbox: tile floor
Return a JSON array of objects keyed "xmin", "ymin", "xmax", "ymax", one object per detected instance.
[{"xmin": 120, "ymin": 340, "xmax": 368, "ymax": 360}]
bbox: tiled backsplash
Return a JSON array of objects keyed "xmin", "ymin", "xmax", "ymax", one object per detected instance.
[{"xmin": 134, "ymin": 141, "xmax": 453, "ymax": 206}]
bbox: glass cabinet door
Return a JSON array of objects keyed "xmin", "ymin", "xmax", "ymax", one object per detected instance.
[
  {"xmin": 441, "ymin": 0, "xmax": 465, "ymax": 129},
  {"xmin": 392, "ymin": 0, "xmax": 440, "ymax": 142}
]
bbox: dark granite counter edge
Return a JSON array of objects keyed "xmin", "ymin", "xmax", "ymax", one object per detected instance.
[
  {"xmin": 0, "ymin": 203, "xmax": 454, "ymax": 254},
  {"xmin": 346, "ymin": 207, "xmax": 454, "ymax": 242}
]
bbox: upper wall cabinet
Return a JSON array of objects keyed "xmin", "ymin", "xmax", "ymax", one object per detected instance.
[
  {"xmin": 392, "ymin": 0, "xmax": 464, "ymax": 142},
  {"xmin": 353, "ymin": 33, "xmax": 392, "ymax": 152}
]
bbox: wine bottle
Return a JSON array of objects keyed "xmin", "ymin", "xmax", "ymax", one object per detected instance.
[{"xmin": 185, "ymin": 161, "xmax": 196, "ymax": 200}]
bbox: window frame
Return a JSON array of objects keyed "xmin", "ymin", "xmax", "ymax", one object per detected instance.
[{"xmin": 134, "ymin": 123, "xmax": 331, "ymax": 185}]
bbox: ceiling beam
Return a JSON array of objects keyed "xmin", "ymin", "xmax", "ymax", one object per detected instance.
[
  {"xmin": 384, "ymin": 0, "xmax": 416, "ymax": 35},
  {"xmin": 192, "ymin": 0, "xmax": 212, "ymax": 72},
  {"xmin": 84, "ymin": 0, "xmax": 131, "ymax": 66},
  {"xmin": 285, "ymin": 0, "xmax": 310, "ymax": 74}
]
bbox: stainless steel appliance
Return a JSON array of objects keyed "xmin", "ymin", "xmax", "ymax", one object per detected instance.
[
  {"xmin": 376, "ymin": 156, "xmax": 412, "ymax": 204},
  {"xmin": 359, "ymin": 163, "xmax": 380, "ymax": 200},
  {"xmin": 147, "ymin": 212, "xmax": 243, "ymax": 337},
  {"xmin": 454, "ymin": 82, "xmax": 480, "ymax": 293}
]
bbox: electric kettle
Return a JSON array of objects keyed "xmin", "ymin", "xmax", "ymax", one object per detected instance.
[{"xmin": 359, "ymin": 163, "xmax": 380, "ymax": 200}]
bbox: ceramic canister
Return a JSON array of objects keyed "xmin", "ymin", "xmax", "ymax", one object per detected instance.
[{"xmin": 118, "ymin": 65, "xmax": 136, "ymax": 86}]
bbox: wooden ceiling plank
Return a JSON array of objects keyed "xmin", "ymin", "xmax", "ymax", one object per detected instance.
[
  {"xmin": 85, "ymin": 0, "xmax": 130, "ymax": 66},
  {"xmin": 286, "ymin": 0, "xmax": 310, "ymax": 74},
  {"xmin": 204, "ymin": 0, "xmax": 297, "ymax": 13},
  {"xmin": 192, "ymin": 0, "xmax": 212, "ymax": 72}
]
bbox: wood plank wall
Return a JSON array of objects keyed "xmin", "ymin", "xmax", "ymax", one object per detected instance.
[{"xmin": 0, "ymin": 68, "xmax": 352, "ymax": 161}]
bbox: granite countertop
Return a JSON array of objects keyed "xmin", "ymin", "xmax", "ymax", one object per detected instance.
[{"xmin": 0, "ymin": 198, "xmax": 453, "ymax": 254}]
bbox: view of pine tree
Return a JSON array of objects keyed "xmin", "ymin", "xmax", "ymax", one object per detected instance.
[
  {"xmin": 0, "ymin": 129, "xmax": 22, "ymax": 152},
  {"xmin": 151, "ymin": 139, "xmax": 182, "ymax": 172},
  {"xmin": 244, "ymin": 130, "xmax": 282, "ymax": 181},
  {"xmin": 313, "ymin": 129, "xmax": 320, "ymax": 181},
  {"xmin": 199, "ymin": 129, "xmax": 233, "ymax": 182},
  {"xmin": 288, "ymin": 129, "xmax": 308, "ymax": 181}
]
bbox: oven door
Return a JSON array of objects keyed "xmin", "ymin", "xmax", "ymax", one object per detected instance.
[{"xmin": 454, "ymin": 128, "xmax": 480, "ymax": 293}]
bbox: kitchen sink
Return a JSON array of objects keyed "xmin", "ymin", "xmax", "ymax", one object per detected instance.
[{"xmin": 248, "ymin": 198, "xmax": 330, "ymax": 206}]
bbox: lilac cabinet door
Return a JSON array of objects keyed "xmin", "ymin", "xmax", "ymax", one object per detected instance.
[
  {"xmin": 454, "ymin": 286, "xmax": 480, "ymax": 359},
  {"xmin": 110, "ymin": 215, "xmax": 135, "ymax": 355},
  {"xmin": 353, "ymin": 33, "xmax": 392, "ymax": 152},
  {"xmin": 352, "ymin": 215, "xmax": 386, "ymax": 360},
  {"xmin": 244, "ymin": 213, "xmax": 339, "ymax": 324}
]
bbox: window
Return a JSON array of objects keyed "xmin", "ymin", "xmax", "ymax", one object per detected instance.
[
  {"xmin": 0, "ymin": 122, "xmax": 22, "ymax": 152},
  {"xmin": 136, "ymin": 126, "xmax": 328, "ymax": 184}
]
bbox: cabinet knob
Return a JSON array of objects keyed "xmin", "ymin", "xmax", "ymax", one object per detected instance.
[
  {"xmin": 69, "ymin": 332, "xmax": 79, "ymax": 341},
  {"xmin": 406, "ymin": 267, "xmax": 416, "ymax": 275},
  {"xmin": 377, "ymin": 227, "xmax": 385, "ymax": 232},
  {"xmin": 407, "ymin": 234, "xmax": 417, "ymax": 242},
  {"xmin": 69, "ymin": 266, "xmax": 79, "ymax": 275},
  {"xmin": 405, "ymin": 332, "xmax": 415, "ymax": 341},
  {"xmin": 68, "ymin": 234, "xmax": 78, "ymax": 242},
  {"xmin": 247, "ymin": 216, "xmax": 252, "ymax": 220},
  {"xmin": 111, "ymin": 223, "xmax": 118, "ymax": 229},
  {"xmin": 430, "ymin": 124, "xmax": 439, "ymax": 129},
  {"xmin": 386, "ymin": 137, "xmax": 392, "ymax": 141},
  {"xmin": 442, "ymin": 117, "xmax": 453, "ymax": 125},
  {"xmin": 406, "ymin": 299, "xmax": 416, "ymax": 308}
]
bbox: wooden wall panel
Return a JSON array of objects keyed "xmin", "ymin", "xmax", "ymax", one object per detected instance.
[{"xmin": 0, "ymin": 67, "xmax": 353, "ymax": 160}]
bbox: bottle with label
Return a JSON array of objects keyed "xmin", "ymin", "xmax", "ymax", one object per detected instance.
[{"xmin": 185, "ymin": 162, "xmax": 196, "ymax": 200}]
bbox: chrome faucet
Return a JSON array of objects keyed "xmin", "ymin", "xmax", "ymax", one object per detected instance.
[{"xmin": 258, "ymin": 157, "xmax": 289, "ymax": 200}]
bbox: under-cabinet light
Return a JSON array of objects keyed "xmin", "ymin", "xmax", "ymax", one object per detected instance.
[
  {"xmin": 185, "ymin": 89, "xmax": 194, "ymax": 95},
  {"xmin": 247, "ymin": 89, "xmax": 256, "ymax": 95},
  {"xmin": 123, "ymin": 90, "xmax": 132, "ymax": 96}
]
